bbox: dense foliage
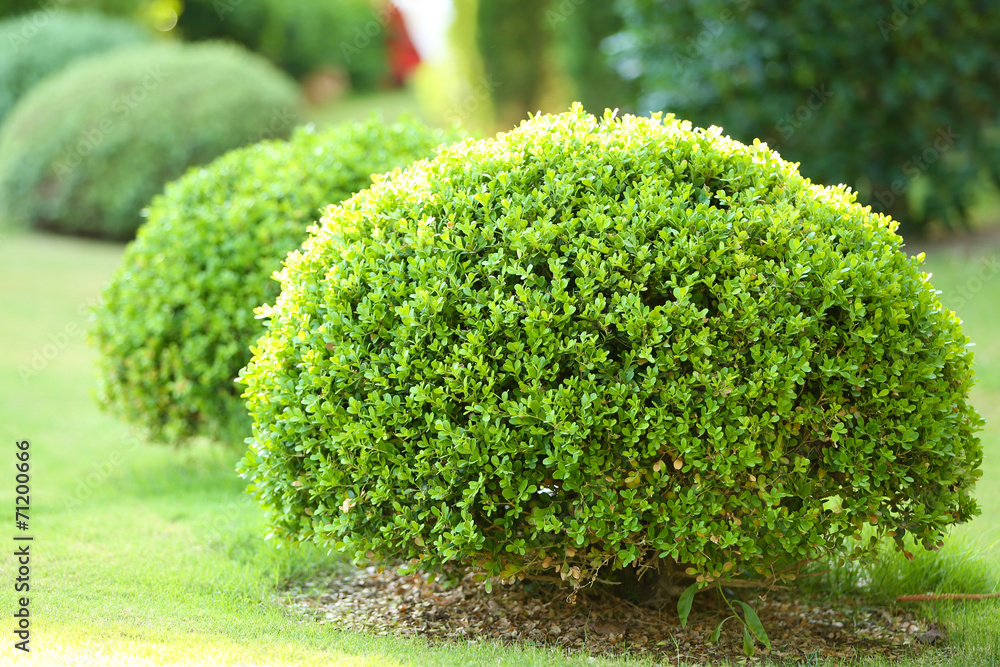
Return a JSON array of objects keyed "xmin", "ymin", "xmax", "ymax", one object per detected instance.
[
  {"xmin": 240, "ymin": 106, "xmax": 983, "ymax": 589},
  {"xmin": 0, "ymin": 10, "xmax": 149, "ymax": 125},
  {"xmin": 177, "ymin": 0, "xmax": 386, "ymax": 86},
  {"xmin": 0, "ymin": 42, "xmax": 301, "ymax": 240},
  {"xmin": 92, "ymin": 118, "xmax": 464, "ymax": 445},
  {"xmin": 615, "ymin": 0, "xmax": 1000, "ymax": 234}
]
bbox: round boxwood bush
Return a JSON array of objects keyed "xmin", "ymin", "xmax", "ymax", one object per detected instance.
[
  {"xmin": 92, "ymin": 117, "xmax": 464, "ymax": 445},
  {"xmin": 239, "ymin": 106, "xmax": 983, "ymax": 589},
  {"xmin": 0, "ymin": 42, "xmax": 301, "ymax": 240},
  {"xmin": 0, "ymin": 10, "xmax": 149, "ymax": 126}
]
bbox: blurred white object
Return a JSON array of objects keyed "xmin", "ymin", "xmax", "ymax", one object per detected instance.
[{"xmin": 392, "ymin": 0, "xmax": 454, "ymax": 63}]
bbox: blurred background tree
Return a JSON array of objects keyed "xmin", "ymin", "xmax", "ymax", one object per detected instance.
[
  {"xmin": 426, "ymin": 0, "xmax": 633, "ymax": 130},
  {"xmin": 0, "ymin": 0, "xmax": 35, "ymax": 15},
  {"xmin": 475, "ymin": 0, "xmax": 552, "ymax": 127},
  {"xmin": 614, "ymin": 0, "xmax": 1000, "ymax": 235},
  {"xmin": 0, "ymin": 0, "xmax": 388, "ymax": 91},
  {"xmin": 3, "ymin": 0, "xmax": 998, "ymax": 237},
  {"xmin": 548, "ymin": 0, "xmax": 637, "ymax": 117},
  {"xmin": 176, "ymin": 0, "xmax": 386, "ymax": 88}
]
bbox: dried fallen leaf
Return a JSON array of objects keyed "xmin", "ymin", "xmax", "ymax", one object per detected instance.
[
  {"xmin": 278, "ymin": 565, "xmax": 940, "ymax": 665},
  {"xmin": 917, "ymin": 625, "xmax": 945, "ymax": 645}
]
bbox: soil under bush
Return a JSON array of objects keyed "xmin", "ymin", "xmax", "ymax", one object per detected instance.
[{"xmin": 280, "ymin": 566, "xmax": 945, "ymax": 664}]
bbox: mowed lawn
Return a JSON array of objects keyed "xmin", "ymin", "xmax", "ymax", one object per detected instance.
[{"xmin": 0, "ymin": 231, "xmax": 997, "ymax": 666}]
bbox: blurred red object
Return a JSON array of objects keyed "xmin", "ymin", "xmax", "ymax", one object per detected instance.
[{"xmin": 387, "ymin": 3, "xmax": 421, "ymax": 86}]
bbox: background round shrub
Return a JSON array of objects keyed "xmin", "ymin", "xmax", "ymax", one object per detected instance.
[
  {"xmin": 0, "ymin": 10, "xmax": 149, "ymax": 126},
  {"xmin": 92, "ymin": 117, "xmax": 464, "ymax": 445},
  {"xmin": 0, "ymin": 41, "xmax": 301, "ymax": 240},
  {"xmin": 240, "ymin": 106, "xmax": 983, "ymax": 589}
]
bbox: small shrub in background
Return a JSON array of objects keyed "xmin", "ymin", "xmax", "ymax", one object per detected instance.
[
  {"xmin": 614, "ymin": 0, "xmax": 1000, "ymax": 234},
  {"xmin": 177, "ymin": 0, "xmax": 387, "ymax": 88},
  {"xmin": 92, "ymin": 117, "xmax": 464, "ymax": 445},
  {"xmin": 0, "ymin": 10, "xmax": 150, "ymax": 126},
  {"xmin": 240, "ymin": 106, "xmax": 982, "ymax": 595},
  {"xmin": 0, "ymin": 42, "xmax": 301, "ymax": 240}
]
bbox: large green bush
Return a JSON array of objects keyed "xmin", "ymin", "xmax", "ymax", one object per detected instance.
[
  {"xmin": 177, "ymin": 0, "xmax": 387, "ymax": 87},
  {"xmin": 0, "ymin": 10, "xmax": 149, "ymax": 126},
  {"xmin": 0, "ymin": 42, "xmax": 301, "ymax": 240},
  {"xmin": 240, "ymin": 106, "xmax": 982, "ymax": 589},
  {"xmin": 614, "ymin": 0, "xmax": 1000, "ymax": 234},
  {"xmin": 92, "ymin": 118, "xmax": 464, "ymax": 445}
]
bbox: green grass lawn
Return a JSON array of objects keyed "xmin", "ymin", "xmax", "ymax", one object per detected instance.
[{"xmin": 0, "ymin": 231, "xmax": 997, "ymax": 666}]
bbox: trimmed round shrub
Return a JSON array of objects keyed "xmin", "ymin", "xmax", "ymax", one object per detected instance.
[
  {"xmin": 92, "ymin": 118, "xmax": 464, "ymax": 445},
  {"xmin": 0, "ymin": 42, "xmax": 302, "ymax": 240},
  {"xmin": 240, "ymin": 106, "xmax": 983, "ymax": 589},
  {"xmin": 0, "ymin": 10, "xmax": 149, "ymax": 125}
]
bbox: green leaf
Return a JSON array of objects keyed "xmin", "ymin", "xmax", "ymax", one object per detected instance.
[
  {"xmin": 742, "ymin": 624, "xmax": 755, "ymax": 657},
  {"xmin": 709, "ymin": 616, "xmax": 730, "ymax": 643},
  {"xmin": 677, "ymin": 582, "xmax": 699, "ymax": 628},
  {"xmin": 737, "ymin": 600, "xmax": 771, "ymax": 649}
]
